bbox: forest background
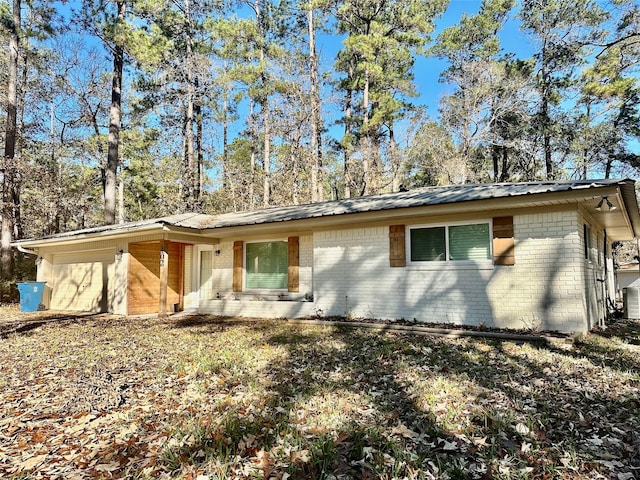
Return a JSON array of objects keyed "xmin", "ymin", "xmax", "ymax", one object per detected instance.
[{"xmin": 0, "ymin": 0, "xmax": 639, "ymax": 297}]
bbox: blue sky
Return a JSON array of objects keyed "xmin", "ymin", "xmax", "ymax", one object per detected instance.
[
  {"xmin": 414, "ymin": 0, "xmax": 534, "ymax": 115},
  {"xmin": 310, "ymin": 0, "xmax": 537, "ymax": 144},
  {"xmin": 315, "ymin": 0, "xmax": 535, "ymax": 119},
  {"xmin": 308, "ymin": 0, "xmax": 539, "ymax": 149}
]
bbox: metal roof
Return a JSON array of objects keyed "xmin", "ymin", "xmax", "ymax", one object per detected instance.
[
  {"xmin": 13, "ymin": 213, "xmax": 218, "ymax": 243},
  {"xmin": 205, "ymin": 179, "xmax": 638, "ymax": 229},
  {"xmin": 14, "ymin": 179, "xmax": 640, "ymax": 244}
]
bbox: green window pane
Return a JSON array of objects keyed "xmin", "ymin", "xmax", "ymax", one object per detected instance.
[
  {"xmin": 449, "ymin": 223, "xmax": 490, "ymax": 260},
  {"xmin": 411, "ymin": 227, "xmax": 446, "ymax": 261},
  {"xmin": 246, "ymin": 241, "xmax": 288, "ymax": 289}
]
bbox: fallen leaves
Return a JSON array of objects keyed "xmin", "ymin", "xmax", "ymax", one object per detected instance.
[
  {"xmin": 0, "ymin": 314, "xmax": 638, "ymax": 478},
  {"xmin": 17, "ymin": 453, "xmax": 48, "ymax": 472}
]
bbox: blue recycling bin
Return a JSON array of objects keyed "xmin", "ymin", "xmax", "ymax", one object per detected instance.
[{"xmin": 17, "ymin": 281, "xmax": 47, "ymax": 312}]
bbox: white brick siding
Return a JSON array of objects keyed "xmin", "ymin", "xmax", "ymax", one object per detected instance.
[
  {"xmin": 198, "ymin": 235, "xmax": 315, "ymax": 318},
  {"xmin": 488, "ymin": 210, "xmax": 587, "ymax": 332},
  {"xmin": 197, "ymin": 208, "xmax": 603, "ymax": 333},
  {"xmin": 311, "ymin": 209, "xmax": 591, "ymax": 333}
]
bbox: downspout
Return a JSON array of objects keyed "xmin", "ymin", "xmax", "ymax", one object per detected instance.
[{"xmin": 15, "ymin": 244, "xmax": 37, "ymax": 256}]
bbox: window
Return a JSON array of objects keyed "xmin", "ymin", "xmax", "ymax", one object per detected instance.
[
  {"xmin": 245, "ymin": 241, "xmax": 288, "ymax": 289},
  {"xmin": 411, "ymin": 226, "xmax": 446, "ymax": 261},
  {"xmin": 409, "ymin": 223, "xmax": 491, "ymax": 263},
  {"xmin": 584, "ymin": 224, "xmax": 591, "ymax": 261}
]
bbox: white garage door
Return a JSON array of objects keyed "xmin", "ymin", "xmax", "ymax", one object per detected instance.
[{"xmin": 51, "ymin": 250, "xmax": 115, "ymax": 312}]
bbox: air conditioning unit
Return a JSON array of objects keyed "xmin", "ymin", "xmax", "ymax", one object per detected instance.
[{"xmin": 623, "ymin": 277, "xmax": 640, "ymax": 319}]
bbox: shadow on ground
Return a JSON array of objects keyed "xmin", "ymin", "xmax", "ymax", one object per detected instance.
[{"xmin": 164, "ymin": 316, "xmax": 640, "ymax": 479}]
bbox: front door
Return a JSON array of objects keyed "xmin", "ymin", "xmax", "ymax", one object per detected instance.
[{"xmin": 199, "ymin": 248, "xmax": 215, "ymax": 302}]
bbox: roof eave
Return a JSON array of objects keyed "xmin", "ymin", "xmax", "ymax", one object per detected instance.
[
  {"xmin": 11, "ymin": 222, "xmax": 170, "ymax": 249},
  {"xmin": 619, "ymin": 180, "xmax": 640, "ymax": 238}
]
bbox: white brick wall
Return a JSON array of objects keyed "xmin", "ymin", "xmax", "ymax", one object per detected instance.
[
  {"xmin": 198, "ymin": 235, "xmax": 315, "ymax": 318},
  {"xmin": 312, "ymin": 210, "xmax": 590, "ymax": 333},
  {"xmin": 313, "ymin": 226, "xmax": 497, "ymax": 325},
  {"xmin": 577, "ymin": 209, "xmax": 607, "ymax": 330},
  {"xmin": 197, "ymin": 209, "xmax": 599, "ymax": 333},
  {"xmin": 488, "ymin": 210, "xmax": 587, "ymax": 332}
]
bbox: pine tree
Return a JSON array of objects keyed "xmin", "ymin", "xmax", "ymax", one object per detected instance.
[
  {"xmin": 334, "ymin": 0, "xmax": 447, "ymax": 196},
  {"xmin": 520, "ymin": 0, "xmax": 607, "ymax": 179},
  {"xmin": 79, "ymin": 0, "xmax": 171, "ymax": 224}
]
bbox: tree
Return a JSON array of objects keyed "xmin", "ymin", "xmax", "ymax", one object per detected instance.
[
  {"xmin": 573, "ymin": 0, "xmax": 639, "ymax": 178},
  {"xmin": 334, "ymin": 0, "xmax": 448, "ymax": 196},
  {"xmin": 207, "ymin": 14, "xmax": 263, "ymax": 209},
  {"xmin": 105, "ymin": 0, "xmax": 125, "ymax": 225},
  {"xmin": 404, "ymin": 119, "xmax": 467, "ymax": 186},
  {"xmin": 304, "ymin": 1, "xmax": 325, "ymax": 202},
  {"xmin": 432, "ymin": 0, "xmax": 539, "ymax": 183},
  {"xmin": 21, "ymin": 36, "xmax": 107, "ymax": 236},
  {"xmin": 520, "ymin": 0, "xmax": 607, "ymax": 179},
  {"xmin": 575, "ymin": 47, "xmax": 639, "ymax": 178},
  {"xmin": 79, "ymin": 0, "xmax": 170, "ymax": 224},
  {"xmin": 1, "ymin": 0, "xmax": 21, "ymax": 289}
]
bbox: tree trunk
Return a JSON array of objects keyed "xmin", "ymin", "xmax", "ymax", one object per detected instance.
[
  {"xmin": 195, "ymin": 77, "xmax": 203, "ymax": 208},
  {"xmin": 222, "ymin": 94, "xmax": 229, "ymax": 190},
  {"xmin": 49, "ymin": 103, "xmax": 60, "ymax": 234},
  {"xmin": 308, "ymin": 8, "xmax": 323, "ymax": 202},
  {"xmin": 263, "ymin": 97, "xmax": 271, "ymax": 208},
  {"xmin": 104, "ymin": 0, "xmax": 126, "ymax": 225},
  {"xmin": 183, "ymin": 0, "xmax": 196, "ymax": 211},
  {"xmin": 14, "ymin": 32, "xmax": 28, "ymax": 241},
  {"xmin": 541, "ymin": 39, "xmax": 553, "ymax": 180},
  {"xmin": 195, "ymin": 103, "xmax": 203, "ymax": 205},
  {"xmin": 118, "ymin": 172, "xmax": 124, "ymax": 223},
  {"xmin": 389, "ymin": 122, "xmax": 401, "ymax": 192},
  {"xmin": 362, "ymin": 69, "xmax": 370, "ymax": 195},
  {"xmin": 221, "ymin": 88, "xmax": 238, "ymax": 211},
  {"xmin": 291, "ymin": 143, "xmax": 299, "ymax": 205},
  {"xmin": 1, "ymin": 0, "xmax": 21, "ymax": 287},
  {"xmin": 343, "ymin": 87, "xmax": 352, "ymax": 199},
  {"xmin": 249, "ymin": 99, "xmax": 256, "ymax": 209},
  {"xmin": 251, "ymin": 0, "xmax": 271, "ymax": 208},
  {"xmin": 492, "ymin": 144, "xmax": 500, "ymax": 182},
  {"xmin": 500, "ymin": 146, "xmax": 509, "ymax": 182},
  {"xmin": 259, "ymin": 44, "xmax": 270, "ymax": 207}
]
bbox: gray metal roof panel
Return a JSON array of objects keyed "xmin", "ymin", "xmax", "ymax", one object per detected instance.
[
  {"xmin": 14, "ymin": 213, "xmax": 217, "ymax": 243},
  {"xmin": 200, "ymin": 179, "xmax": 635, "ymax": 229},
  {"xmin": 14, "ymin": 179, "xmax": 639, "ymax": 243}
]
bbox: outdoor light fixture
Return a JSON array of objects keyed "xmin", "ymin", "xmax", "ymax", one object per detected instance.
[{"xmin": 595, "ymin": 196, "xmax": 617, "ymax": 212}]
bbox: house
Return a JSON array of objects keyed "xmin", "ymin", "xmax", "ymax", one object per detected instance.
[{"xmin": 13, "ymin": 179, "xmax": 640, "ymax": 333}]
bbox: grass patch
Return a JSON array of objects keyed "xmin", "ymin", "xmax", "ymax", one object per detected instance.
[{"xmin": 0, "ymin": 314, "xmax": 638, "ymax": 478}]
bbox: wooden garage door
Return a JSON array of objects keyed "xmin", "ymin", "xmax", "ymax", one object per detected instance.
[
  {"xmin": 128, "ymin": 242, "xmax": 184, "ymax": 315},
  {"xmin": 51, "ymin": 250, "xmax": 115, "ymax": 312}
]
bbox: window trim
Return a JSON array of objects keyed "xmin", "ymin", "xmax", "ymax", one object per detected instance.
[
  {"xmin": 406, "ymin": 220, "xmax": 494, "ymax": 269},
  {"xmin": 243, "ymin": 238, "xmax": 290, "ymax": 292}
]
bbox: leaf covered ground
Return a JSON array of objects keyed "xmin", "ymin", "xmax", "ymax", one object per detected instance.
[{"xmin": 0, "ymin": 310, "xmax": 639, "ymax": 479}]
